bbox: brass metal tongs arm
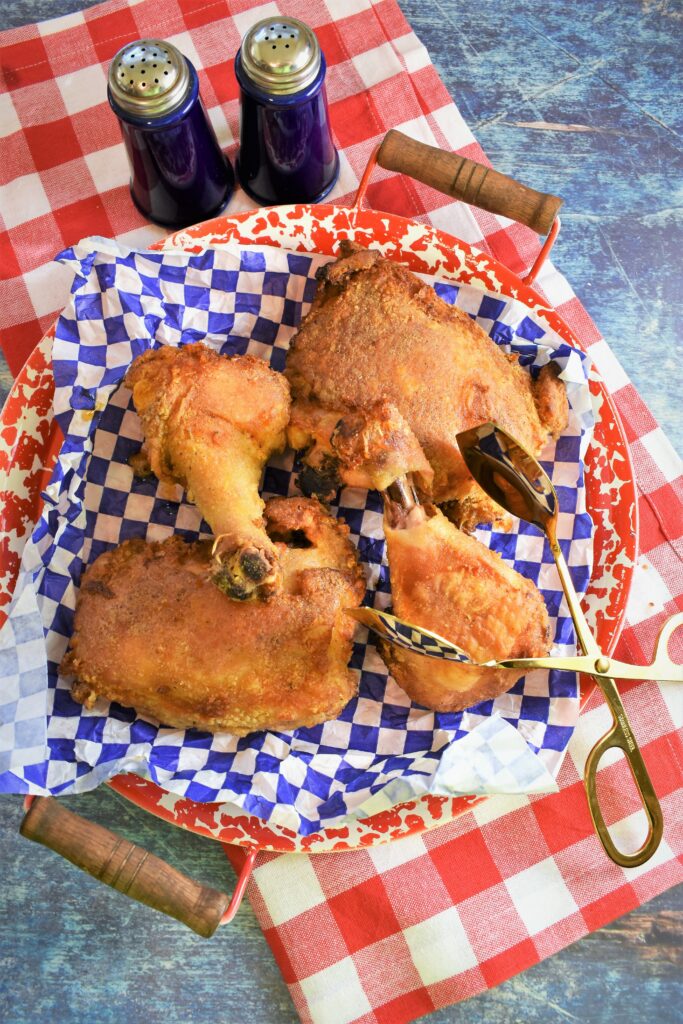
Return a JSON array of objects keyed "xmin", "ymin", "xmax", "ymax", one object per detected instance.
[
  {"xmin": 452, "ymin": 422, "xmax": 674, "ymax": 867},
  {"xmin": 501, "ymin": 609, "xmax": 683, "ymax": 681},
  {"xmin": 545, "ymin": 522, "xmax": 601, "ymax": 658},
  {"xmin": 349, "ymin": 608, "xmax": 683, "ymax": 683}
]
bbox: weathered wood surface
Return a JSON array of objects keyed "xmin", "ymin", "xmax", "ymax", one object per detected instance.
[
  {"xmin": 0, "ymin": 1, "xmax": 681, "ymax": 1023},
  {"xmin": 1, "ymin": 788, "xmax": 681, "ymax": 1024}
]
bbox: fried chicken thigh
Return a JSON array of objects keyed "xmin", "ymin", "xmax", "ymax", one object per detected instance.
[
  {"xmin": 65, "ymin": 498, "xmax": 365, "ymax": 735},
  {"xmin": 126, "ymin": 343, "xmax": 290, "ymax": 599},
  {"xmin": 286, "ymin": 241, "xmax": 568, "ymax": 529},
  {"xmin": 381, "ymin": 497, "xmax": 551, "ymax": 713}
]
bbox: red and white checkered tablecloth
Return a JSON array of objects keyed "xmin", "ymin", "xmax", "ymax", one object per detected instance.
[{"xmin": 1, "ymin": 1, "xmax": 681, "ymax": 1022}]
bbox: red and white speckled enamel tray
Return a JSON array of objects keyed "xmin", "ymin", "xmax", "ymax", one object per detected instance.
[{"xmin": 0, "ymin": 165, "xmax": 637, "ymax": 856}]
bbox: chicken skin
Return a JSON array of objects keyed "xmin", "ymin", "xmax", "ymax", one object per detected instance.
[
  {"xmin": 126, "ymin": 343, "xmax": 290, "ymax": 600},
  {"xmin": 286, "ymin": 241, "xmax": 568, "ymax": 529},
  {"xmin": 64, "ymin": 498, "xmax": 365, "ymax": 735},
  {"xmin": 380, "ymin": 498, "xmax": 551, "ymax": 713},
  {"xmin": 288, "ymin": 399, "xmax": 433, "ymax": 497}
]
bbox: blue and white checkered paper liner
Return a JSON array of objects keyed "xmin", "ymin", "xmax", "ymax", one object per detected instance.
[
  {"xmin": 0, "ymin": 239, "xmax": 594, "ymax": 834},
  {"xmin": 348, "ymin": 716, "xmax": 560, "ymax": 822}
]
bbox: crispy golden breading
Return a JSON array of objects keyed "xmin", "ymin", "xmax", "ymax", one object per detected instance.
[
  {"xmin": 125, "ymin": 343, "xmax": 291, "ymax": 599},
  {"xmin": 288, "ymin": 399, "xmax": 433, "ymax": 497},
  {"xmin": 64, "ymin": 498, "xmax": 365, "ymax": 735},
  {"xmin": 286, "ymin": 241, "xmax": 568, "ymax": 529},
  {"xmin": 380, "ymin": 506, "xmax": 551, "ymax": 713}
]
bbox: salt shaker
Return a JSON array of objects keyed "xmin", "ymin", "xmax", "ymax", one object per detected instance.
[
  {"xmin": 108, "ymin": 39, "xmax": 234, "ymax": 228},
  {"xmin": 235, "ymin": 17, "xmax": 339, "ymax": 205}
]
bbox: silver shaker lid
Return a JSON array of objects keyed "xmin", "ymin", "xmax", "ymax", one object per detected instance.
[
  {"xmin": 108, "ymin": 39, "xmax": 191, "ymax": 117},
  {"xmin": 240, "ymin": 17, "xmax": 321, "ymax": 95}
]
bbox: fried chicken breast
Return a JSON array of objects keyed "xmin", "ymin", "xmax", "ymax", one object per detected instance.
[
  {"xmin": 285, "ymin": 241, "xmax": 568, "ymax": 529},
  {"xmin": 125, "ymin": 343, "xmax": 291, "ymax": 600},
  {"xmin": 64, "ymin": 498, "xmax": 365, "ymax": 735}
]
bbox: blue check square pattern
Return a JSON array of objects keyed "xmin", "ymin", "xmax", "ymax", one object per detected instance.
[{"xmin": 0, "ymin": 241, "xmax": 594, "ymax": 834}]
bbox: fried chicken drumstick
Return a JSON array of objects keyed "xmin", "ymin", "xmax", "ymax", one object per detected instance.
[
  {"xmin": 380, "ymin": 480, "xmax": 551, "ymax": 713},
  {"xmin": 286, "ymin": 241, "xmax": 568, "ymax": 530},
  {"xmin": 126, "ymin": 343, "xmax": 290, "ymax": 599},
  {"xmin": 65, "ymin": 498, "xmax": 365, "ymax": 735}
]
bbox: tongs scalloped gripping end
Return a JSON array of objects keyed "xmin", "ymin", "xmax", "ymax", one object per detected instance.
[
  {"xmin": 346, "ymin": 602, "xmax": 683, "ymax": 684},
  {"xmin": 345, "ymin": 606, "xmax": 479, "ymax": 664}
]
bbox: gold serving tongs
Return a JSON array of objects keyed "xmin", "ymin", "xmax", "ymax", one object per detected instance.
[
  {"xmin": 351, "ymin": 423, "xmax": 682, "ymax": 866},
  {"xmin": 349, "ymin": 606, "xmax": 683, "ymax": 683},
  {"xmin": 457, "ymin": 422, "xmax": 677, "ymax": 866}
]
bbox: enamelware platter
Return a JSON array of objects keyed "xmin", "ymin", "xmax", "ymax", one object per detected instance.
[{"xmin": 0, "ymin": 191, "xmax": 637, "ymax": 854}]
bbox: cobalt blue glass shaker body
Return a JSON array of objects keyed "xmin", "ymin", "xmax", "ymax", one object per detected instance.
[
  {"xmin": 108, "ymin": 39, "xmax": 234, "ymax": 228},
  {"xmin": 235, "ymin": 17, "xmax": 339, "ymax": 205}
]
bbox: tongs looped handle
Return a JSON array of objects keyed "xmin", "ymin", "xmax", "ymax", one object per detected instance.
[
  {"xmin": 650, "ymin": 610, "xmax": 683, "ymax": 679},
  {"xmin": 584, "ymin": 677, "xmax": 664, "ymax": 868},
  {"xmin": 583, "ymin": 612, "xmax": 679, "ymax": 866}
]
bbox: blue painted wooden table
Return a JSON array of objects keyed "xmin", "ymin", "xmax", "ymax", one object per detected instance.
[{"xmin": 0, "ymin": 2, "xmax": 681, "ymax": 1023}]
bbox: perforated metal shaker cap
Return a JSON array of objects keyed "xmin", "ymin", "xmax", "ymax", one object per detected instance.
[
  {"xmin": 108, "ymin": 39, "xmax": 191, "ymax": 118},
  {"xmin": 240, "ymin": 17, "xmax": 321, "ymax": 95}
]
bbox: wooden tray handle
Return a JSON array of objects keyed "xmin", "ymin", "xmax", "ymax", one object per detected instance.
[
  {"xmin": 21, "ymin": 797, "xmax": 232, "ymax": 937},
  {"xmin": 377, "ymin": 130, "xmax": 562, "ymax": 235}
]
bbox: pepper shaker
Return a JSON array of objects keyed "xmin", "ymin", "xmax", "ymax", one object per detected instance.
[
  {"xmin": 235, "ymin": 17, "xmax": 339, "ymax": 205},
  {"xmin": 108, "ymin": 39, "xmax": 234, "ymax": 228}
]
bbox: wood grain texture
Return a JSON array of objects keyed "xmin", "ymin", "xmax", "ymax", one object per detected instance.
[
  {"xmin": 377, "ymin": 129, "xmax": 563, "ymax": 232},
  {"xmin": 20, "ymin": 798, "xmax": 232, "ymax": 936},
  {"xmin": 0, "ymin": 1, "xmax": 681, "ymax": 1022}
]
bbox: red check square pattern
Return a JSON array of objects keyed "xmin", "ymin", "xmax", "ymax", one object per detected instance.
[{"xmin": 0, "ymin": 2, "xmax": 681, "ymax": 1023}]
